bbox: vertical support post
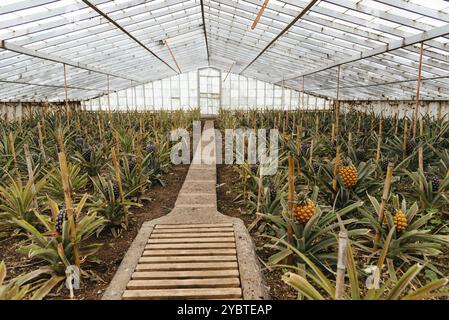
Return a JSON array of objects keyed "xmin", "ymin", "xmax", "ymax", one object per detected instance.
[
  {"xmin": 256, "ymin": 170, "xmax": 263, "ymax": 214},
  {"xmin": 332, "ymin": 145, "xmax": 341, "ymax": 192},
  {"xmin": 437, "ymin": 102, "xmax": 443, "ymax": 123},
  {"xmin": 335, "ymin": 65, "xmax": 341, "ymax": 140},
  {"xmin": 335, "ymin": 230, "xmax": 348, "ymax": 300},
  {"xmin": 412, "ymin": 42, "xmax": 424, "ymax": 139},
  {"xmin": 63, "ymin": 63, "xmax": 70, "ymax": 121},
  {"xmin": 373, "ymin": 163, "xmax": 394, "ymax": 251},
  {"xmin": 107, "ymin": 74, "xmax": 111, "ymax": 113},
  {"xmin": 403, "ymin": 120, "xmax": 408, "ymax": 159},
  {"xmin": 58, "ymin": 151, "xmax": 80, "ymax": 268},
  {"xmin": 38, "ymin": 122, "xmax": 46, "ymax": 159},
  {"xmin": 376, "ymin": 115, "xmax": 382, "ymax": 161},
  {"xmin": 287, "ymin": 154, "xmax": 295, "ymax": 265},
  {"xmin": 57, "ymin": 126, "xmax": 65, "ymax": 154},
  {"xmin": 394, "ymin": 111, "xmax": 399, "ymax": 135},
  {"xmin": 418, "ymin": 145, "xmax": 424, "ymax": 208}
]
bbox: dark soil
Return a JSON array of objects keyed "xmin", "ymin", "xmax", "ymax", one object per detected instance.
[
  {"xmin": 0, "ymin": 164, "xmax": 189, "ymax": 300},
  {"xmin": 216, "ymin": 164, "xmax": 297, "ymax": 300}
]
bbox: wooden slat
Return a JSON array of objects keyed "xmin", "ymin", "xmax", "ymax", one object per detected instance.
[
  {"xmin": 152, "ymin": 227, "xmax": 234, "ymax": 234},
  {"xmin": 132, "ymin": 269, "xmax": 240, "ymax": 279},
  {"xmin": 148, "ymin": 237, "xmax": 235, "ymax": 244},
  {"xmin": 155, "ymin": 223, "xmax": 233, "ymax": 229},
  {"xmin": 151, "ymin": 232, "xmax": 234, "ymax": 238},
  {"xmin": 142, "ymin": 248, "xmax": 237, "ymax": 256},
  {"xmin": 139, "ymin": 255, "xmax": 237, "ymax": 263},
  {"xmin": 127, "ymin": 278, "xmax": 240, "ymax": 289},
  {"xmin": 145, "ymin": 243, "xmax": 236, "ymax": 249},
  {"xmin": 135, "ymin": 261, "xmax": 238, "ymax": 271},
  {"xmin": 122, "ymin": 288, "xmax": 242, "ymax": 300}
]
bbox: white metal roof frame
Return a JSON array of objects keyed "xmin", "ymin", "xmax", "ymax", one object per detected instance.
[{"xmin": 0, "ymin": 0, "xmax": 448, "ymax": 102}]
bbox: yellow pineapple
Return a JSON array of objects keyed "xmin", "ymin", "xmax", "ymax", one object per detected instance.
[
  {"xmin": 393, "ymin": 210, "xmax": 408, "ymax": 232},
  {"xmin": 338, "ymin": 158, "xmax": 358, "ymax": 189},
  {"xmin": 293, "ymin": 194, "xmax": 316, "ymax": 224}
]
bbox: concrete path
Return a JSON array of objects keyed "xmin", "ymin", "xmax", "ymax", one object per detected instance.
[{"xmin": 102, "ymin": 120, "xmax": 268, "ymax": 300}]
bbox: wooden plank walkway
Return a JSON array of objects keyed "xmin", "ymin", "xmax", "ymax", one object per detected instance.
[
  {"xmin": 122, "ymin": 223, "xmax": 243, "ymax": 300},
  {"xmin": 103, "ymin": 120, "xmax": 266, "ymax": 300}
]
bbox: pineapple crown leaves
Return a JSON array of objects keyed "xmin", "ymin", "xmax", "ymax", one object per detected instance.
[
  {"xmin": 339, "ymin": 156, "xmax": 354, "ymax": 168},
  {"xmin": 295, "ymin": 192, "xmax": 312, "ymax": 206}
]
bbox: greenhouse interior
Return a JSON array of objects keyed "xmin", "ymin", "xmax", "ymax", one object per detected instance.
[{"xmin": 1, "ymin": 0, "xmax": 449, "ymax": 303}]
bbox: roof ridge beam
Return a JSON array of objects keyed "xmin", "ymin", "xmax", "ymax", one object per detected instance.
[
  {"xmin": 239, "ymin": 0, "xmax": 319, "ymax": 74},
  {"xmin": 200, "ymin": 0, "xmax": 210, "ymax": 63},
  {"xmin": 80, "ymin": 0, "xmax": 178, "ymax": 75},
  {"xmin": 279, "ymin": 23, "xmax": 449, "ymax": 83}
]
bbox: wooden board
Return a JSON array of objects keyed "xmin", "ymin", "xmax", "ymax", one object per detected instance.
[
  {"xmin": 151, "ymin": 232, "xmax": 234, "ymax": 238},
  {"xmin": 122, "ymin": 223, "xmax": 242, "ymax": 300},
  {"xmin": 122, "ymin": 288, "xmax": 242, "ymax": 300},
  {"xmin": 127, "ymin": 278, "xmax": 240, "ymax": 289},
  {"xmin": 131, "ymin": 269, "xmax": 240, "ymax": 279},
  {"xmin": 139, "ymin": 255, "xmax": 237, "ymax": 263},
  {"xmin": 152, "ymin": 227, "xmax": 234, "ymax": 234},
  {"xmin": 148, "ymin": 237, "xmax": 235, "ymax": 244},
  {"xmin": 145, "ymin": 242, "xmax": 236, "ymax": 249},
  {"xmin": 154, "ymin": 223, "xmax": 233, "ymax": 229},
  {"xmin": 142, "ymin": 248, "xmax": 237, "ymax": 256},
  {"xmin": 135, "ymin": 261, "xmax": 238, "ymax": 271}
]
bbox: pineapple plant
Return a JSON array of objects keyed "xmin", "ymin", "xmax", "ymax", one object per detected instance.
[
  {"xmin": 90, "ymin": 176, "xmax": 141, "ymax": 236},
  {"xmin": 279, "ymin": 231, "xmax": 449, "ymax": 300},
  {"xmin": 0, "ymin": 176, "xmax": 46, "ymax": 229},
  {"xmin": 0, "ymin": 261, "xmax": 30, "ymax": 300},
  {"xmin": 425, "ymin": 172, "xmax": 440, "ymax": 191},
  {"xmin": 338, "ymin": 158, "xmax": 358, "ymax": 189},
  {"xmin": 262, "ymin": 186, "xmax": 366, "ymax": 268},
  {"xmin": 127, "ymin": 157, "xmax": 137, "ymax": 171},
  {"xmin": 145, "ymin": 143, "xmax": 156, "ymax": 154},
  {"xmin": 312, "ymin": 160, "xmax": 320, "ymax": 173},
  {"xmin": 405, "ymin": 169, "xmax": 449, "ymax": 210},
  {"xmin": 360, "ymin": 194, "xmax": 449, "ymax": 269},
  {"xmin": 13, "ymin": 195, "xmax": 106, "ymax": 297},
  {"xmin": 300, "ymin": 143, "xmax": 311, "ymax": 154},
  {"xmin": 355, "ymin": 145, "xmax": 366, "ymax": 161}
]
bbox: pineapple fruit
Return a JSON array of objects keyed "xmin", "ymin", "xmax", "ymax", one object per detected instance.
[
  {"xmin": 55, "ymin": 208, "xmax": 76, "ymax": 234},
  {"xmin": 293, "ymin": 194, "xmax": 316, "ymax": 224},
  {"xmin": 338, "ymin": 159, "xmax": 358, "ymax": 189},
  {"xmin": 425, "ymin": 173, "xmax": 440, "ymax": 191},
  {"xmin": 393, "ymin": 210, "xmax": 407, "ymax": 232},
  {"xmin": 356, "ymin": 145, "xmax": 365, "ymax": 161}
]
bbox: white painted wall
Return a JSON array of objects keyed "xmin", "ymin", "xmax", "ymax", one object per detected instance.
[{"xmin": 341, "ymin": 100, "xmax": 449, "ymax": 120}]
